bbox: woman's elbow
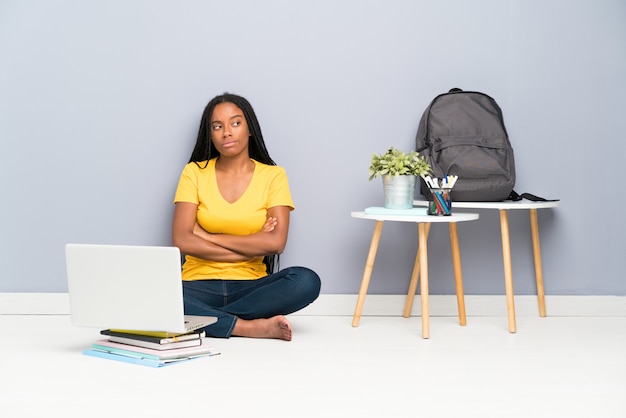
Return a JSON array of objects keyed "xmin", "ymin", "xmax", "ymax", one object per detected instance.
[
  {"xmin": 171, "ymin": 231, "xmax": 188, "ymax": 252},
  {"xmin": 270, "ymin": 239, "xmax": 287, "ymax": 255}
]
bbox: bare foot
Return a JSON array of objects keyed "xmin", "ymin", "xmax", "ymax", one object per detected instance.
[{"xmin": 232, "ymin": 315, "xmax": 292, "ymax": 341}]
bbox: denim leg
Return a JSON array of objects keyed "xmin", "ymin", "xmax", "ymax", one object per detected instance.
[
  {"xmin": 182, "ymin": 266, "xmax": 321, "ymax": 338},
  {"xmin": 222, "ymin": 266, "xmax": 321, "ymax": 319},
  {"xmin": 182, "ymin": 280, "xmax": 237, "ymax": 338}
]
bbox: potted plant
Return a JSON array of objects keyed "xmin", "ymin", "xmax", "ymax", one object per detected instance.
[{"xmin": 369, "ymin": 146, "xmax": 432, "ymax": 209}]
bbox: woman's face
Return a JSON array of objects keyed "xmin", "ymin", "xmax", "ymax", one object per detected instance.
[{"xmin": 210, "ymin": 102, "xmax": 250, "ymax": 157}]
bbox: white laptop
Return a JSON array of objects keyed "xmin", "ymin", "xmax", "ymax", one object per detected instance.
[{"xmin": 65, "ymin": 243, "xmax": 216, "ymax": 334}]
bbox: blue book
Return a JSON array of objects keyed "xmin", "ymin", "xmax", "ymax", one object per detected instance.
[{"xmin": 82, "ymin": 348, "xmax": 198, "ymax": 368}]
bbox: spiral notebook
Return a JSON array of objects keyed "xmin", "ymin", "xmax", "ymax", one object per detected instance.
[{"xmin": 65, "ymin": 243, "xmax": 216, "ymax": 334}]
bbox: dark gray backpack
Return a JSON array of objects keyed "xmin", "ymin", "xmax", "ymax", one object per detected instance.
[{"xmin": 415, "ymin": 88, "xmax": 516, "ymax": 201}]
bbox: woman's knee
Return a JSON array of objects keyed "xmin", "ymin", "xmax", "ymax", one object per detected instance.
[{"xmin": 291, "ymin": 266, "xmax": 321, "ymax": 299}]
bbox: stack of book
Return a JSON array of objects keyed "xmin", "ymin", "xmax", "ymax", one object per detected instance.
[{"xmin": 82, "ymin": 329, "xmax": 220, "ymax": 368}]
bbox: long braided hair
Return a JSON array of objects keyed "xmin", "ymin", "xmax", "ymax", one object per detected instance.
[{"xmin": 188, "ymin": 93, "xmax": 279, "ymax": 274}]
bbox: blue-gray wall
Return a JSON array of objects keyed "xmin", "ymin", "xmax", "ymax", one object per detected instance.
[{"xmin": 1, "ymin": 0, "xmax": 624, "ymax": 295}]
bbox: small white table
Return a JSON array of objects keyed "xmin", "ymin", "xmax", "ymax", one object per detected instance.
[
  {"xmin": 351, "ymin": 210, "xmax": 479, "ymax": 338},
  {"xmin": 413, "ymin": 199, "xmax": 560, "ymax": 333}
]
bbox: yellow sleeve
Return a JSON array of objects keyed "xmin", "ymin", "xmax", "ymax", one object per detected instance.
[
  {"xmin": 266, "ymin": 165, "xmax": 295, "ymax": 211},
  {"xmin": 173, "ymin": 162, "xmax": 204, "ymax": 205}
]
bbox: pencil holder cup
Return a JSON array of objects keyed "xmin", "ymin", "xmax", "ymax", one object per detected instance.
[{"xmin": 427, "ymin": 188, "xmax": 452, "ymax": 216}]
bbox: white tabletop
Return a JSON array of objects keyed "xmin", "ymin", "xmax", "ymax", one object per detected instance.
[
  {"xmin": 351, "ymin": 210, "xmax": 479, "ymax": 223},
  {"xmin": 413, "ymin": 199, "xmax": 560, "ymax": 210}
]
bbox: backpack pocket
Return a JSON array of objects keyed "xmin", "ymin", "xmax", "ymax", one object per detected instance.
[{"xmin": 429, "ymin": 135, "xmax": 515, "ymax": 201}]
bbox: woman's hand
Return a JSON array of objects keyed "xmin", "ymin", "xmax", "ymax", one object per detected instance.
[
  {"xmin": 261, "ymin": 216, "xmax": 278, "ymax": 232},
  {"xmin": 192, "ymin": 222, "xmax": 212, "ymax": 240}
]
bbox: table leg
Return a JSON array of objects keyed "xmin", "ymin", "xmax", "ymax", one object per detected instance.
[
  {"xmin": 499, "ymin": 209, "xmax": 516, "ymax": 333},
  {"xmin": 352, "ymin": 221, "xmax": 384, "ymax": 327},
  {"xmin": 403, "ymin": 223, "xmax": 431, "ymax": 318},
  {"xmin": 449, "ymin": 222, "xmax": 467, "ymax": 326},
  {"xmin": 530, "ymin": 209, "xmax": 547, "ymax": 317},
  {"xmin": 418, "ymin": 222, "xmax": 430, "ymax": 339}
]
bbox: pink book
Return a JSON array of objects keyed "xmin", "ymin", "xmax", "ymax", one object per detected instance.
[{"xmin": 91, "ymin": 339, "xmax": 219, "ymax": 360}]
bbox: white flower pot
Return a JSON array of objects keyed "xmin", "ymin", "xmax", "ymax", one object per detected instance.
[{"xmin": 382, "ymin": 175, "xmax": 416, "ymax": 209}]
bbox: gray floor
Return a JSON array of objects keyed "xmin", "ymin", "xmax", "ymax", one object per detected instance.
[{"xmin": 1, "ymin": 313, "xmax": 625, "ymax": 418}]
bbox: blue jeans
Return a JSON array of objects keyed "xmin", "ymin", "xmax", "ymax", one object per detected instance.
[{"xmin": 182, "ymin": 266, "xmax": 321, "ymax": 338}]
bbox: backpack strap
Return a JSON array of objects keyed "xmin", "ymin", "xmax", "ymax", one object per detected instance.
[{"xmin": 507, "ymin": 190, "xmax": 560, "ymax": 202}]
